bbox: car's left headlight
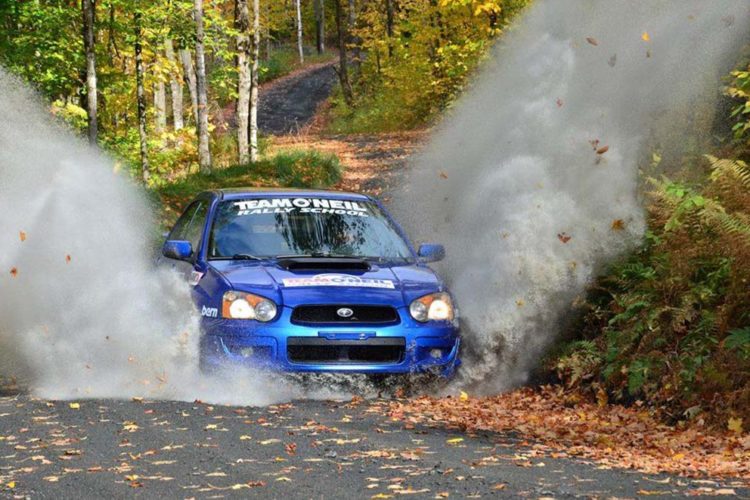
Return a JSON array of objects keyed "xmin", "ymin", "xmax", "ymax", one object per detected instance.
[
  {"xmin": 409, "ymin": 292, "xmax": 454, "ymax": 322},
  {"xmin": 222, "ymin": 291, "xmax": 278, "ymax": 321}
]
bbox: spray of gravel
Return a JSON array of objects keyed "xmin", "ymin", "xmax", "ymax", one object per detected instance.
[
  {"xmin": 0, "ymin": 68, "xmax": 350, "ymax": 405},
  {"xmin": 394, "ymin": 0, "xmax": 750, "ymax": 393}
]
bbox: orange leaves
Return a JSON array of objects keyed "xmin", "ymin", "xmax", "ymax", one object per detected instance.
[
  {"xmin": 557, "ymin": 232, "xmax": 572, "ymax": 244},
  {"xmin": 596, "ymin": 145, "xmax": 609, "ymax": 155},
  {"xmin": 9, "ymin": 267, "xmax": 18, "ymax": 278},
  {"xmin": 641, "ymin": 31, "xmax": 650, "ymax": 42},
  {"xmin": 388, "ymin": 386, "xmax": 750, "ymax": 479},
  {"xmin": 284, "ymin": 442, "xmax": 297, "ymax": 456},
  {"xmin": 611, "ymin": 219, "xmax": 625, "ymax": 231},
  {"xmin": 66, "ymin": 254, "xmax": 72, "ymax": 264},
  {"xmin": 586, "ymin": 37, "xmax": 599, "ymax": 46},
  {"xmin": 19, "ymin": 231, "xmax": 26, "ymax": 242}
]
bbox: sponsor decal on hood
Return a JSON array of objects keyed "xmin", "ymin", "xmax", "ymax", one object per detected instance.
[{"xmin": 282, "ymin": 273, "xmax": 395, "ymax": 289}]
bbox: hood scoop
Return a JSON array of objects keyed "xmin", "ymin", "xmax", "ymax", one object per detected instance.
[{"xmin": 277, "ymin": 257, "xmax": 372, "ymax": 272}]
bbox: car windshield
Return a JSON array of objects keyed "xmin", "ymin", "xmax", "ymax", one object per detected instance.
[{"xmin": 208, "ymin": 197, "xmax": 413, "ymax": 260}]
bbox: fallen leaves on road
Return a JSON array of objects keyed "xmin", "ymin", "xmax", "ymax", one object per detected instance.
[{"xmin": 388, "ymin": 386, "xmax": 750, "ymax": 479}]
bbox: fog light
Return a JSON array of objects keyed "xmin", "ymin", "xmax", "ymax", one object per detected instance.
[
  {"xmin": 239, "ymin": 347, "xmax": 254, "ymax": 358},
  {"xmin": 430, "ymin": 349, "xmax": 443, "ymax": 359}
]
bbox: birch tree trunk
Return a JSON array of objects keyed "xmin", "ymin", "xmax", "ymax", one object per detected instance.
[
  {"xmin": 179, "ymin": 48, "xmax": 199, "ymax": 125},
  {"xmin": 194, "ymin": 0, "xmax": 212, "ymax": 173},
  {"xmin": 154, "ymin": 80, "xmax": 167, "ymax": 133},
  {"xmin": 82, "ymin": 0, "xmax": 97, "ymax": 145},
  {"xmin": 134, "ymin": 8, "xmax": 149, "ymax": 181},
  {"xmin": 334, "ymin": 0, "xmax": 353, "ymax": 105},
  {"xmin": 295, "ymin": 0, "xmax": 304, "ymax": 64},
  {"xmin": 249, "ymin": 0, "xmax": 260, "ymax": 163},
  {"xmin": 314, "ymin": 0, "xmax": 325, "ymax": 54},
  {"xmin": 236, "ymin": 0, "xmax": 251, "ymax": 164},
  {"xmin": 164, "ymin": 38, "xmax": 184, "ymax": 130}
]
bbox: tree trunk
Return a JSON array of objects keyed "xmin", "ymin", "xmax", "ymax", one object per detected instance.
[
  {"xmin": 348, "ymin": 0, "xmax": 360, "ymax": 70},
  {"xmin": 236, "ymin": 0, "xmax": 251, "ymax": 164},
  {"xmin": 194, "ymin": 0, "xmax": 212, "ymax": 173},
  {"xmin": 385, "ymin": 0, "xmax": 394, "ymax": 56},
  {"xmin": 295, "ymin": 0, "xmax": 304, "ymax": 64},
  {"xmin": 249, "ymin": 0, "xmax": 260, "ymax": 163},
  {"xmin": 82, "ymin": 0, "xmax": 97, "ymax": 145},
  {"xmin": 334, "ymin": 0, "xmax": 353, "ymax": 105},
  {"xmin": 179, "ymin": 48, "xmax": 199, "ymax": 125},
  {"xmin": 134, "ymin": 8, "xmax": 149, "ymax": 181},
  {"xmin": 314, "ymin": 0, "xmax": 325, "ymax": 54},
  {"xmin": 164, "ymin": 38, "xmax": 184, "ymax": 130},
  {"xmin": 154, "ymin": 80, "xmax": 167, "ymax": 133}
]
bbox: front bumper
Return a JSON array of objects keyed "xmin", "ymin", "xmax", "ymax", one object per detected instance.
[{"xmin": 199, "ymin": 307, "xmax": 460, "ymax": 377}]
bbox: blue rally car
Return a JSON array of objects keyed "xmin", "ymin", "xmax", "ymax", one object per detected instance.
[{"xmin": 161, "ymin": 189, "xmax": 460, "ymax": 377}]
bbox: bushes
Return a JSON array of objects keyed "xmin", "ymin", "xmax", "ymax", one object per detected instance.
[
  {"xmin": 554, "ymin": 156, "xmax": 750, "ymax": 425},
  {"xmin": 156, "ymin": 148, "xmax": 342, "ymax": 218}
]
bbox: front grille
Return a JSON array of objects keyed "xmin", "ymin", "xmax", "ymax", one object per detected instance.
[
  {"xmin": 287, "ymin": 337, "xmax": 405, "ymax": 364},
  {"xmin": 291, "ymin": 305, "xmax": 399, "ymax": 325}
]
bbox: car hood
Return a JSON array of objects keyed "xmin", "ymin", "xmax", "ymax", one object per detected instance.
[{"xmin": 208, "ymin": 261, "xmax": 442, "ymax": 307}]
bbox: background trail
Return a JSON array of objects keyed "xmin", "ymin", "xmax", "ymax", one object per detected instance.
[{"xmin": 393, "ymin": 0, "xmax": 750, "ymax": 392}]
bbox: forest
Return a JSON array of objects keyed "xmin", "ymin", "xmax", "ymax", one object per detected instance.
[{"xmin": 0, "ymin": 0, "xmax": 527, "ymax": 183}]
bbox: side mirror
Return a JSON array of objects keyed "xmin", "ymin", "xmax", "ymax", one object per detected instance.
[
  {"xmin": 417, "ymin": 243, "xmax": 445, "ymax": 263},
  {"xmin": 162, "ymin": 240, "xmax": 193, "ymax": 261}
]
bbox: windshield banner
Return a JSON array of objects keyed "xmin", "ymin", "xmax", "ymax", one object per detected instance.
[
  {"xmin": 235, "ymin": 198, "xmax": 370, "ymax": 217},
  {"xmin": 282, "ymin": 273, "xmax": 395, "ymax": 289}
]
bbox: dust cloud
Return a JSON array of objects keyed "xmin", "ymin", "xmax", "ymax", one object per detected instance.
[
  {"xmin": 394, "ymin": 0, "xmax": 750, "ymax": 393},
  {"xmin": 0, "ymin": 68, "xmax": 338, "ymax": 405}
]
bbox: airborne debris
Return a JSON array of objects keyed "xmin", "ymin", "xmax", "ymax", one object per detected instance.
[
  {"xmin": 586, "ymin": 37, "xmax": 599, "ymax": 46},
  {"xmin": 557, "ymin": 233, "xmax": 572, "ymax": 243}
]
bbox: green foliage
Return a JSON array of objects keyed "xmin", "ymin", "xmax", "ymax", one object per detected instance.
[
  {"xmin": 328, "ymin": 0, "xmax": 531, "ymax": 133},
  {"xmin": 555, "ymin": 153, "xmax": 750, "ymax": 424},
  {"xmin": 157, "ymin": 148, "xmax": 342, "ymax": 211},
  {"xmin": 50, "ymin": 100, "xmax": 88, "ymax": 133},
  {"xmin": 726, "ymin": 65, "xmax": 750, "ymax": 142}
]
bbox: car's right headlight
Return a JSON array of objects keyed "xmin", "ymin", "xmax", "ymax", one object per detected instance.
[
  {"xmin": 222, "ymin": 291, "xmax": 278, "ymax": 321},
  {"xmin": 409, "ymin": 292, "xmax": 454, "ymax": 322}
]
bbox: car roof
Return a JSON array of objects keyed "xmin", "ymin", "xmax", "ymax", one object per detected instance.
[{"xmin": 210, "ymin": 188, "xmax": 373, "ymax": 202}]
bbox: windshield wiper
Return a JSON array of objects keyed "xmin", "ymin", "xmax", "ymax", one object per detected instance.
[{"xmin": 231, "ymin": 253, "xmax": 262, "ymax": 260}]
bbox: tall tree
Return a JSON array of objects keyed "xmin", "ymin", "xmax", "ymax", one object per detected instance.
[
  {"xmin": 295, "ymin": 0, "xmax": 304, "ymax": 64},
  {"xmin": 82, "ymin": 0, "xmax": 97, "ymax": 144},
  {"xmin": 236, "ymin": 0, "xmax": 251, "ymax": 164},
  {"xmin": 154, "ymin": 80, "xmax": 167, "ymax": 132},
  {"xmin": 385, "ymin": 0, "xmax": 395, "ymax": 56},
  {"xmin": 134, "ymin": 7, "xmax": 149, "ymax": 181},
  {"xmin": 334, "ymin": 0, "xmax": 353, "ymax": 105},
  {"xmin": 348, "ymin": 0, "xmax": 360, "ymax": 70},
  {"xmin": 164, "ymin": 38, "xmax": 184, "ymax": 130},
  {"xmin": 249, "ymin": 0, "xmax": 260, "ymax": 162},
  {"xmin": 194, "ymin": 0, "xmax": 212, "ymax": 173},
  {"xmin": 179, "ymin": 47, "xmax": 199, "ymax": 125},
  {"xmin": 314, "ymin": 0, "xmax": 325, "ymax": 54}
]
